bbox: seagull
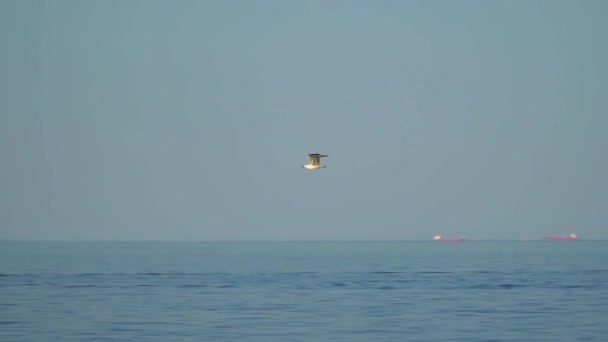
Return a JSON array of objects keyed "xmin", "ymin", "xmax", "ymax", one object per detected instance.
[{"xmin": 303, "ymin": 153, "xmax": 328, "ymax": 170}]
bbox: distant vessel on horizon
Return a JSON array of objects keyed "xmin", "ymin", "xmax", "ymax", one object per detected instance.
[
  {"xmin": 542, "ymin": 234, "xmax": 579, "ymax": 241},
  {"xmin": 433, "ymin": 235, "xmax": 465, "ymax": 242}
]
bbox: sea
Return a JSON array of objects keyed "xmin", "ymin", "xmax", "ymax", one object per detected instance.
[{"xmin": 1, "ymin": 240, "xmax": 607, "ymax": 341}]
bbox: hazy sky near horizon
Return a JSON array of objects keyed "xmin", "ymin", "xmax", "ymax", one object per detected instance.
[{"xmin": 1, "ymin": 0, "xmax": 607, "ymax": 240}]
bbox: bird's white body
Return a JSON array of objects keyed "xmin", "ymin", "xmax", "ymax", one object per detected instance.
[
  {"xmin": 303, "ymin": 164, "xmax": 326, "ymax": 170},
  {"xmin": 303, "ymin": 153, "xmax": 328, "ymax": 170}
]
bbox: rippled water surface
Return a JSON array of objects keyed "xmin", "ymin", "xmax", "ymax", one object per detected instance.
[{"xmin": 1, "ymin": 241, "xmax": 607, "ymax": 341}]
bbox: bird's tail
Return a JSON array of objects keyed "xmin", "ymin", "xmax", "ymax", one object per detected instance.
[{"xmin": 320, "ymin": 154, "xmax": 328, "ymax": 158}]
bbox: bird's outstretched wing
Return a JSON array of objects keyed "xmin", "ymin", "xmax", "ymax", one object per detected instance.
[{"xmin": 308, "ymin": 153, "xmax": 321, "ymax": 166}]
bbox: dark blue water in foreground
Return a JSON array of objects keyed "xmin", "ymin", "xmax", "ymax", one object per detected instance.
[{"xmin": 1, "ymin": 241, "xmax": 607, "ymax": 341}]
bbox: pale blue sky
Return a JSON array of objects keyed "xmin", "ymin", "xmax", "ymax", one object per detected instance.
[{"xmin": 1, "ymin": 0, "xmax": 607, "ymax": 240}]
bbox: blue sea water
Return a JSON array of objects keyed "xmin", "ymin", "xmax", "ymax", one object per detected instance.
[{"xmin": 1, "ymin": 241, "xmax": 607, "ymax": 341}]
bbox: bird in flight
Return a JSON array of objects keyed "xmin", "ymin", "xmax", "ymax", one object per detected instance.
[{"xmin": 303, "ymin": 153, "xmax": 328, "ymax": 170}]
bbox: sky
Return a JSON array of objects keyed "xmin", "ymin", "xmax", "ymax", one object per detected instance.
[{"xmin": 1, "ymin": 0, "xmax": 607, "ymax": 241}]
